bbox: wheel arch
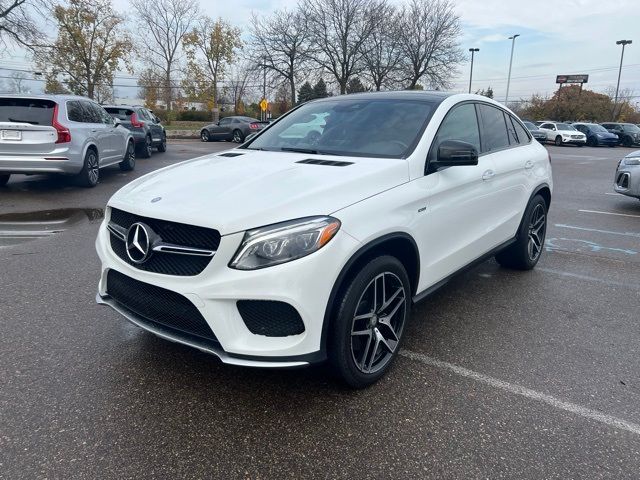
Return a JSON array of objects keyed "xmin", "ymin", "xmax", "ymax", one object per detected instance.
[{"xmin": 320, "ymin": 232, "xmax": 420, "ymax": 357}]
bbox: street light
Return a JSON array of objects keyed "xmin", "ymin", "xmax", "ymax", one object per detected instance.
[
  {"xmin": 468, "ymin": 48, "xmax": 479, "ymax": 94},
  {"xmin": 613, "ymin": 39, "xmax": 632, "ymax": 120},
  {"xmin": 505, "ymin": 34, "xmax": 520, "ymax": 104}
]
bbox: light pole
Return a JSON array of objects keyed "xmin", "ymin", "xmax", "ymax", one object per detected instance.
[
  {"xmin": 505, "ymin": 34, "xmax": 520, "ymax": 104},
  {"xmin": 613, "ymin": 39, "xmax": 632, "ymax": 120},
  {"xmin": 262, "ymin": 55, "xmax": 267, "ymax": 122},
  {"xmin": 468, "ymin": 48, "xmax": 479, "ymax": 94}
]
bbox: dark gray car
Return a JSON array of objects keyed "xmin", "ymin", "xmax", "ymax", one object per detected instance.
[
  {"xmin": 200, "ymin": 116, "xmax": 268, "ymax": 143},
  {"xmin": 103, "ymin": 105, "xmax": 166, "ymax": 158}
]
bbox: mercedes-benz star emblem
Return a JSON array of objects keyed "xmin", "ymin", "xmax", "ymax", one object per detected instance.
[{"xmin": 125, "ymin": 223, "xmax": 151, "ymax": 264}]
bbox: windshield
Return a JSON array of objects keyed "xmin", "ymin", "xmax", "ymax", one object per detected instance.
[
  {"xmin": 244, "ymin": 98, "xmax": 435, "ymax": 158},
  {"xmin": 622, "ymin": 124, "xmax": 640, "ymax": 133},
  {"xmin": 586, "ymin": 124, "xmax": 608, "ymax": 133},
  {"xmin": 523, "ymin": 121, "xmax": 539, "ymax": 130},
  {"xmin": 556, "ymin": 123, "xmax": 576, "ymax": 131}
]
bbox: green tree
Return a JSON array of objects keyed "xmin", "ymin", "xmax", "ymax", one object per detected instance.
[
  {"xmin": 183, "ymin": 16, "xmax": 242, "ymax": 118},
  {"xmin": 36, "ymin": 0, "xmax": 131, "ymax": 100},
  {"xmin": 476, "ymin": 86, "xmax": 493, "ymax": 99},
  {"xmin": 138, "ymin": 68, "xmax": 164, "ymax": 110},
  {"xmin": 346, "ymin": 77, "xmax": 367, "ymax": 94},
  {"xmin": 298, "ymin": 81, "xmax": 314, "ymax": 103},
  {"xmin": 313, "ymin": 78, "xmax": 329, "ymax": 98}
]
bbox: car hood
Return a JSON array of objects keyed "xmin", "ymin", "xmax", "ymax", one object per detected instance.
[
  {"xmin": 595, "ymin": 131, "xmax": 618, "ymax": 138},
  {"xmin": 108, "ymin": 150, "xmax": 409, "ymax": 234}
]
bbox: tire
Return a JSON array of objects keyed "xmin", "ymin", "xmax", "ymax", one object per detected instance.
[
  {"xmin": 329, "ymin": 255, "xmax": 411, "ymax": 388},
  {"xmin": 232, "ymin": 129, "xmax": 244, "ymax": 143},
  {"xmin": 496, "ymin": 195, "xmax": 548, "ymax": 270},
  {"xmin": 622, "ymin": 136, "xmax": 633, "ymax": 147},
  {"xmin": 157, "ymin": 133, "xmax": 167, "ymax": 152},
  {"xmin": 119, "ymin": 141, "xmax": 136, "ymax": 171},
  {"xmin": 0, "ymin": 174, "xmax": 10, "ymax": 186},
  {"xmin": 554, "ymin": 136, "xmax": 562, "ymax": 146},
  {"xmin": 577, "ymin": 143, "xmax": 583, "ymax": 147},
  {"xmin": 139, "ymin": 135, "xmax": 152, "ymax": 158},
  {"xmin": 201, "ymin": 130, "xmax": 210, "ymax": 142},
  {"xmin": 587, "ymin": 137, "xmax": 597, "ymax": 147},
  {"xmin": 76, "ymin": 148, "xmax": 100, "ymax": 188}
]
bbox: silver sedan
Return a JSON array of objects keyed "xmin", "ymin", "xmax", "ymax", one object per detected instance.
[{"xmin": 614, "ymin": 150, "xmax": 640, "ymax": 200}]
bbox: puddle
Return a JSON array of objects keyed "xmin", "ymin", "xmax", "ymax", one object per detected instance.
[{"xmin": 0, "ymin": 208, "xmax": 104, "ymax": 248}]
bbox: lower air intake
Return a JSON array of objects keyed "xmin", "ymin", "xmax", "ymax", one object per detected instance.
[{"xmin": 237, "ymin": 300, "xmax": 305, "ymax": 337}]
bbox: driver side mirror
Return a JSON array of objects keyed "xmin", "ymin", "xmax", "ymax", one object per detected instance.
[
  {"xmin": 432, "ymin": 140, "xmax": 478, "ymax": 168},
  {"xmin": 113, "ymin": 118, "xmax": 121, "ymax": 127}
]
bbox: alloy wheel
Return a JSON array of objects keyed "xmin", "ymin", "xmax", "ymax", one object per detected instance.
[
  {"xmin": 233, "ymin": 130, "xmax": 242, "ymax": 143},
  {"xmin": 527, "ymin": 204, "xmax": 546, "ymax": 261},
  {"xmin": 87, "ymin": 152, "xmax": 99, "ymax": 185},
  {"xmin": 145, "ymin": 137, "xmax": 152, "ymax": 156},
  {"xmin": 350, "ymin": 272, "xmax": 407, "ymax": 374},
  {"xmin": 201, "ymin": 130, "xmax": 209, "ymax": 142}
]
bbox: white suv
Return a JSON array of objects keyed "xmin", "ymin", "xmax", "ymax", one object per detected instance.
[
  {"xmin": 538, "ymin": 121, "xmax": 586, "ymax": 147},
  {"xmin": 96, "ymin": 92, "xmax": 552, "ymax": 387}
]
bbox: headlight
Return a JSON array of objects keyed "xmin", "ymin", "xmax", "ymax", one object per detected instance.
[
  {"xmin": 596, "ymin": 133, "xmax": 604, "ymax": 138},
  {"xmin": 562, "ymin": 133, "xmax": 571, "ymax": 137},
  {"xmin": 623, "ymin": 157, "xmax": 640, "ymax": 166},
  {"xmin": 229, "ymin": 216, "xmax": 341, "ymax": 270}
]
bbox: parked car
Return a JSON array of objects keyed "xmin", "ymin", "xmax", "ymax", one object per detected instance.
[
  {"xmin": 0, "ymin": 94, "xmax": 135, "ymax": 187},
  {"xmin": 538, "ymin": 122, "xmax": 586, "ymax": 146},
  {"xmin": 96, "ymin": 91, "xmax": 552, "ymax": 388},
  {"xmin": 600, "ymin": 123, "xmax": 640, "ymax": 147},
  {"xmin": 614, "ymin": 150, "xmax": 640, "ymax": 200},
  {"xmin": 200, "ymin": 116, "xmax": 268, "ymax": 143},
  {"xmin": 572, "ymin": 122, "xmax": 618, "ymax": 147},
  {"xmin": 523, "ymin": 121, "xmax": 548, "ymax": 143},
  {"xmin": 103, "ymin": 105, "xmax": 166, "ymax": 158}
]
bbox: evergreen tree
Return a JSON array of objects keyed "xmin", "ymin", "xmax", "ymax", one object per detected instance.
[
  {"xmin": 298, "ymin": 81, "xmax": 314, "ymax": 103},
  {"xmin": 346, "ymin": 77, "xmax": 367, "ymax": 94},
  {"xmin": 313, "ymin": 78, "xmax": 329, "ymax": 98}
]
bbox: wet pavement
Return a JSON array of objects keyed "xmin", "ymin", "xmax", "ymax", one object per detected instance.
[{"xmin": 1, "ymin": 142, "xmax": 639, "ymax": 479}]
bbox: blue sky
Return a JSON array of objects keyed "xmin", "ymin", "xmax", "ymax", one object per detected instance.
[{"xmin": 3, "ymin": 0, "xmax": 639, "ymax": 106}]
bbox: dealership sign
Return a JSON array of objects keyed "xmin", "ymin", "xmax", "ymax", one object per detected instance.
[{"xmin": 556, "ymin": 74, "xmax": 589, "ymax": 84}]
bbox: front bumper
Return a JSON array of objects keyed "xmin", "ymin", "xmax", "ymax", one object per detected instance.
[
  {"xmin": 561, "ymin": 137, "xmax": 586, "ymax": 144},
  {"xmin": 614, "ymin": 166, "xmax": 640, "ymax": 198},
  {"xmin": 95, "ymin": 212, "xmax": 360, "ymax": 366}
]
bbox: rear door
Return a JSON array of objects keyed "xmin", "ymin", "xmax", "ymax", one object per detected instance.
[
  {"xmin": 0, "ymin": 98, "xmax": 58, "ymax": 157},
  {"xmin": 80, "ymin": 100, "xmax": 110, "ymax": 160},
  {"xmin": 96, "ymin": 103, "xmax": 125, "ymax": 161},
  {"xmin": 141, "ymin": 108, "xmax": 163, "ymax": 143}
]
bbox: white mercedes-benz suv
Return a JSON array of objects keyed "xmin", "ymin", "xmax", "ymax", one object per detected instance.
[{"xmin": 96, "ymin": 92, "xmax": 552, "ymax": 388}]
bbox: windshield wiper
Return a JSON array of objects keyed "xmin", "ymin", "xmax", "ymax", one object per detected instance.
[
  {"xmin": 8, "ymin": 118, "xmax": 39, "ymax": 125},
  {"xmin": 280, "ymin": 147, "xmax": 325, "ymax": 155}
]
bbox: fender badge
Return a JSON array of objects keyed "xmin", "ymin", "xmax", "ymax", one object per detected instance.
[{"xmin": 151, "ymin": 196, "xmax": 162, "ymax": 203}]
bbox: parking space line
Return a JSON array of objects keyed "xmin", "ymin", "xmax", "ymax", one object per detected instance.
[
  {"xmin": 536, "ymin": 267, "xmax": 638, "ymax": 289},
  {"xmin": 604, "ymin": 193, "xmax": 620, "ymax": 196},
  {"xmin": 399, "ymin": 350, "xmax": 640, "ymax": 437},
  {"xmin": 554, "ymin": 223, "xmax": 640, "ymax": 238},
  {"xmin": 579, "ymin": 209, "xmax": 640, "ymax": 219}
]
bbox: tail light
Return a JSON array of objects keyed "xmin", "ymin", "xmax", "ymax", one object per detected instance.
[
  {"xmin": 249, "ymin": 123, "xmax": 259, "ymax": 130},
  {"xmin": 130, "ymin": 112, "xmax": 144, "ymax": 128},
  {"xmin": 52, "ymin": 104, "xmax": 71, "ymax": 144}
]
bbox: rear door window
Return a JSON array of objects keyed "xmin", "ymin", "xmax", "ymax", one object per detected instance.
[
  {"xmin": 0, "ymin": 98, "xmax": 56, "ymax": 125},
  {"xmin": 67, "ymin": 101, "xmax": 85, "ymax": 123},
  {"xmin": 477, "ymin": 104, "xmax": 510, "ymax": 153},
  {"xmin": 81, "ymin": 101, "xmax": 102, "ymax": 123}
]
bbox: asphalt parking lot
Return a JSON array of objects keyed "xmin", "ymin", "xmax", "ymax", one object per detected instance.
[{"xmin": 1, "ymin": 141, "xmax": 639, "ymax": 478}]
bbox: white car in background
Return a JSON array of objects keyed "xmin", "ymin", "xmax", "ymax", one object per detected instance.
[{"xmin": 538, "ymin": 122, "xmax": 586, "ymax": 147}]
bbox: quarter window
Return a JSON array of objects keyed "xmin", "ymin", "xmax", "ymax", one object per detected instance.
[
  {"xmin": 511, "ymin": 117, "xmax": 531, "ymax": 144},
  {"xmin": 478, "ymin": 104, "xmax": 510, "ymax": 153},
  {"xmin": 67, "ymin": 101, "xmax": 85, "ymax": 123},
  {"xmin": 428, "ymin": 103, "xmax": 481, "ymax": 165}
]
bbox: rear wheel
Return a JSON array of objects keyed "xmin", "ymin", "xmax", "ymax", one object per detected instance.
[
  {"xmin": 139, "ymin": 135, "xmax": 152, "ymax": 158},
  {"xmin": 119, "ymin": 141, "xmax": 136, "ymax": 171},
  {"xmin": 496, "ymin": 195, "xmax": 547, "ymax": 270},
  {"xmin": 201, "ymin": 130, "xmax": 210, "ymax": 142},
  {"xmin": 157, "ymin": 133, "xmax": 167, "ymax": 152},
  {"xmin": 0, "ymin": 174, "xmax": 10, "ymax": 186},
  {"xmin": 554, "ymin": 136, "xmax": 562, "ymax": 146},
  {"xmin": 76, "ymin": 149, "xmax": 99, "ymax": 188},
  {"xmin": 329, "ymin": 255, "xmax": 411, "ymax": 388},
  {"xmin": 233, "ymin": 129, "xmax": 244, "ymax": 143}
]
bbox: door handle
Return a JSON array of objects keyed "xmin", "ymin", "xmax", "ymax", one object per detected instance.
[
  {"xmin": 481, "ymin": 169, "xmax": 495, "ymax": 181},
  {"xmin": 525, "ymin": 160, "xmax": 534, "ymax": 170}
]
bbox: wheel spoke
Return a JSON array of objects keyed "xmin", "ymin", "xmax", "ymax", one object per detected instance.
[
  {"xmin": 376, "ymin": 328, "xmax": 396, "ymax": 354},
  {"xmin": 379, "ymin": 286, "xmax": 403, "ymax": 313},
  {"xmin": 364, "ymin": 333, "xmax": 381, "ymax": 372},
  {"xmin": 351, "ymin": 329, "xmax": 372, "ymax": 337}
]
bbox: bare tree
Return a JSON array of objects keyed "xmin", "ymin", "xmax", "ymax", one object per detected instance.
[
  {"xmin": 301, "ymin": 0, "xmax": 384, "ymax": 95},
  {"xmin": 224, "ymin": 59, "xmax": 255, "ymax": 115},
  {"xmin": 6, "ymin": 71, "xmax": 30, "ymax": 93},
  {"xmin": 0, "ymin": 0, "xmax": 45, "ymax": 49},
  {"xmin": 397, "ymin": 0, "xmax": 463, "ymax": 90},
  {"xmin": 361, "ymin": 3, "xmax": 402, "ymax": 91},
  {"xmin": 131, "ymin": 0, "xmax": 199, "ymax": 114},
  {"xmin": 249, "ymin": 8, "xmax": 309, "ymax": 104}
]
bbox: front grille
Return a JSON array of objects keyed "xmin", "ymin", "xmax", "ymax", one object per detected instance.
[
  {"xmin": 571, "ymin": 135, "xmax": 582, "ymax": 139},
  {"xmin": 106, "ymin": 269, "xmax": 218, "ymax": 343},
  {"xmin": 237, "ymin": 300, "xmax": 305, "ymax": 337},
  {"xmin": 109, "ymin": 208, "xmax": 220, "ymax": 276}
]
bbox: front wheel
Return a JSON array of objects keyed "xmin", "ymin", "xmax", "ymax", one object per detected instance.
[
  {"xmin": 622, "ymin": 136, "xmax": 633, "ymax": 147},
  {"xmin": 554, "ymin": 136, "xmax": 562, "ymax": 146},
  {"xmin": 329, "ymin": 255, "xmax": 411, "ymax": 388},
  {"xmin": 157, "ymin": 134, "xmax": 167, "ymax": 152},
  {"xmin": 496, "ymin": 195, "xmax": 547, "ymax": 270},
  {"xmin": 201, "ymin": 130, "xmax": 211, "ymax": 142},
  {"xmin": 0, "ymin": 174, "xmax": 9, "ymax": 186},
  {"xmin": 139, "ymin": 135, "xmax": 152, "ymax": 158},
  {"xmin": 119, "ymin": 141, "xmax": 136, "ymax": 171},
  {"xmin": 587, "ymin": 137, "xmax": 597, "ymax": 147}
]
